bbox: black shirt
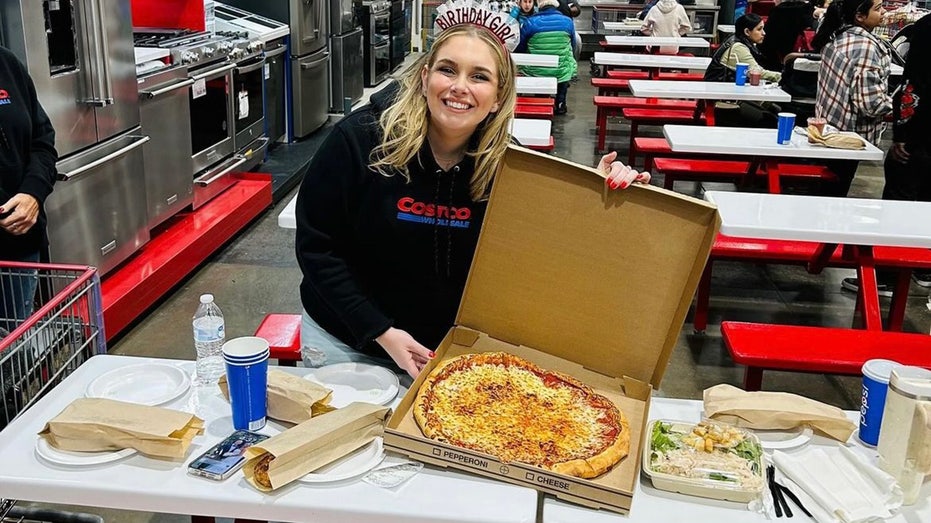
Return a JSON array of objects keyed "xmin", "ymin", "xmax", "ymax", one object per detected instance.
[
  {"xmin": 0, "ymin": 46, "xmax": 57, "ymax": 258},
  {"xmin": 295, "ymin": 85, "xmax": 487, "ymax": 356},
  {"xmin": 758, "ymin": 1, "xmax": 817, "ymax": 69}
]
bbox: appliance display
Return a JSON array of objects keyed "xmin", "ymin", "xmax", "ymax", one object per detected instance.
[
  {"xmin": 358, "ymin": 0, "xmax": 391, "ymax": 87},
  {"xmin": 389, "ymin": 0, "xmax": 405, "ymax": 71},
  {"xmin": 329, "ymin": 0, "xmax": 364, "ymax": 112},
  {"xmin": 403, "ymin": 0, "xmax": 412, "ymax": 56},
  {"xmin": 225, "ymin": 0, "xmax": 331, "ymax": 138},
  {"xmin": 214, "ymin": 3, "xmax": 290, "ymax": 145},
  {"xmin": 1, "ymin": 0, "xmax": 149, "ymax": 275}
]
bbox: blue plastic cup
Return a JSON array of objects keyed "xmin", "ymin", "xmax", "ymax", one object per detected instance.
[
  {"xmin": 776, "ymin": 112, "xmax": 796, "ymax": 144},
  {"xmin": 735, "ymin": 63, "xmax": 749, "ymax": 86},
  {"xmin": 859, "ymin": 359, "xmax": 903, "ymax": 446},
  {"xmin": 222, "ymin": 336, "xmax": 269, "ymax": 431}
]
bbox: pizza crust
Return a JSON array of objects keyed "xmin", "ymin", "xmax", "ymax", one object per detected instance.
[{"xmin": 413, "ymin": 352, "xmax": 629, "ymax": 479}]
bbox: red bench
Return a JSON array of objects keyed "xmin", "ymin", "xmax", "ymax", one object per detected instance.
[
  {"xmin": 693, "ymin": 235, "xmax": 849, "ymax": 332},
  {"xmin": 653, "ymin": 158, "xmax": 837, "ymax": 192},
  {"xmin": 655, "ymin": 72, "xmax": 706, "ymax": 81},
  {"xmin": 721, "ymin": 321, "xmax": 931, "ymax": 391},
  {"xmin": 594, "ymin": 98, "xmax": 698, "ymax": 152},
  {"xmin": 622, "ymin": 108, "xmax": 703, "ymax": 164},
  {"xmin": 592, "ymin": 77, "xmax": 631, "ymax": 96},
  {"xmin": 254, "ymin": 313, "xmax": 302, "ymax": 365},
  {"xmin": 516, "ymin": 96, "xmax": 554, "ymax": 106},
  {"xmin": 605, "ymin": 70, "xmax": 651, "ymax": 80},
  {"xmin": 515, "ymin": 104, "xmax": 554, "ymax": 119}
]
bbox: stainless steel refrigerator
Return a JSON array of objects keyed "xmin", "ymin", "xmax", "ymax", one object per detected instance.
[
  {"xmin": 226, "ymin": 0, "xmax": 331, "ymax": 138},
  {"xmin": 1, "ymin": 0, "xmax": 149, "ymax": 276},
  {"xmin": 329, "ymin": 0, "xmax": 364, "ymax": 113}
]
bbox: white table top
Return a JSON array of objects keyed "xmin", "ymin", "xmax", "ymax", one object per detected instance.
[
  {"xmin": 510, "ymin": 118, "xmax": 552, "ymax": 147},
  {"xmin": 543, "ymin": 397, "xmax": 931, "ymax": 522},
  {"xmin": 0, "ymin": 355, "xmax": 538, "ymax": 523},
  {"xmin": 512, "ymin": 53, "xmax": 559, "ymax": 68},
  {"xmin": 704, "ymin": 190, "xmax": 931, "ymax": 248},
  {"xmin": 663, "ymin": 125, "xmax": 884, "ymax": 161},
  {"xmin": 793, "ymin": 57, "xmax": 903, "ymax": 76},
  {"xmin": 717, "ymin": 24, "xmax": 736, "ymax": 33},
  {"xmin": 602, "ymin": 21, "xmax": 644, "ymax": 32},
  {"xmin": 604, "ymin": 36, "xmax": 710, "ymax": 48},
  {"xmin": 593, "ymin": 52, "xmax": 711, "ymax": 70},
  {"xmin": 279, "ymin": 194, "xmax": 297, "ymax": 229},
  {"xmin": 629, "ymin": 80, "xmax": 791, "ymax": 102},
  {"xmin": 515, "ymin": 76, "xmax": 558, "ymax": 95}
]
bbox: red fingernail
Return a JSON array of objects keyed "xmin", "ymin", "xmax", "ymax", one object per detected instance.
[
  {"xmin": 429, "ymin": 351, "xmax": 436, "ymax": 358},
  {"xmin": 620, "ymin": 181, "xmax": 629, "ymax": 189},
  {"xmin": 608, "ymin": 179, "xmax": 619, "ymax": 190}
]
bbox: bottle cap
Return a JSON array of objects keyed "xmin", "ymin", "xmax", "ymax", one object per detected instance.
[{"xmin": 200, "ymin": 294, "xmax": 214, "ymax": 304}]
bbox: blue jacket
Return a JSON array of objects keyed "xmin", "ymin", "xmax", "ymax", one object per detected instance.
[{"xmin": 515, "ymin": 7, "xmax": 578, "ymax": 82}]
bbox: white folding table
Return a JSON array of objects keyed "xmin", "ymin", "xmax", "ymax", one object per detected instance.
[
  {"xmin": 629, "ymin": 80, "xmax": 791, "ymax": 125},
  {"xmin": 663, "ymin": 124, "xmax": 883, "ymax": 193},
  {"xmin": 603, "ymin": 36, "xmax": 710, "ymax": 48},
  {"xmin": 601, "ymin": 21, "xmax": 644, "ymax": 33},
  {"xmin": 543, "ymin": 397, "xmax": 931, "ymax": 522},
  {"xmin": 793, "ymin": 57, "xmax": 903, "ymax": 77},
  {"xmin": 515, "ymin": 76, "xmax": 558, "ymax": 95},
  {"xmin": 511, "ymin": 53, "xmax": 559, "ymax": 68},
  {"xmin": 0, "ymin": 355, "xmax": 539, "ymax": 523},
  {"xmin": 706, "ymin": 190, "xmax": 931, "ymax": 331},
  {"xmin": 593, "ymin": 52, "xmax": 711, "ymax": 79}
]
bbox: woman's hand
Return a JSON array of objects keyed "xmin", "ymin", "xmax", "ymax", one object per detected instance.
[
  {"xmin": 0, "ymin": 193, "xmax": 40, "ymax": 236},
  {"xmin": 376, "ymin": 327, "xmax": 435, "ymax": 378},
  {"xmin": 598, "ymin": 151, "xmax": 651, "ymax": 189}
]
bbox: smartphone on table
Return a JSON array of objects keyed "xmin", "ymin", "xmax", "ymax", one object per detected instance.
[{"xmin": 187, "ymin": 429, "xmax": 270, "ymax": 481}]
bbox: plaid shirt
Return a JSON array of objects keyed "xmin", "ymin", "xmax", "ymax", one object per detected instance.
[{"xmin": 816, "ymin": 26, "xmax": 893, "ymax": 145}]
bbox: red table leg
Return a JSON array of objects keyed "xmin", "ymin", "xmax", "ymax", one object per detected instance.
[
  {"xmin": 855, "ymin": 246, "xmax": 883, "ymax": 331},
  {"xmin": 766, "ymin": 160, "xmax": 782, "ymax": 194},
  {"xmin": 888, "ymin": 268, "xmax": 912, "ymax": 331}
]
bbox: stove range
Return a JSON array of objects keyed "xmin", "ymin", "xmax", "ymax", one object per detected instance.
[{"xmin": 133, "ymin": 27, "xmax": 261, "ymax": 68}]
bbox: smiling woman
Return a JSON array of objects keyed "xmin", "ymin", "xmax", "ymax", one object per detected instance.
[{"xmin": 293, "ymin": 1, "xmax": 649, "ymax": 381}]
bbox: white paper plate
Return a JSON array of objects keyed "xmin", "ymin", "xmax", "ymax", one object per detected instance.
[
  {"xmin": 754, "ymin": 426, "xmax": 813, "ymax": 450},
  {"xmin": 85, "ymin": 363, "xmax": 191, "ymax": 406},
  {"xmin": 35, "ymin": 437, "xmax": 137, "ymax": 466},
  {"xmin": 304, "ymin": 363, "xmax": 400, "ymax": 407},
  {"xmin": 298, "ymin": 437, "xmax": 385, "ymax": 484}
]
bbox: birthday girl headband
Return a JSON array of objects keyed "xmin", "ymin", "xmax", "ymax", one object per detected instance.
[{"xmin": 433, "ymin": 0, "xmax": 521, "ymax": 52}]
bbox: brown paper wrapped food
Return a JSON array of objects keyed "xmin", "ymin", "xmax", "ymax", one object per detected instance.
[
  {"xmin": 219, "ymin": 369, "xmax": 335, "ymax": 424},
  {"xmin": 703, "ymin": 384, "xmax": 856, "ymax": 442},
  {"xmin": 38, "ymin": 398, "xmax": 204, "ymax": 459},
  {"xmin": 807, "ymin": 125, "xmax": 866, "ymax": 149},
  {"xmin": 242, "ymin": 402, "xmax": 391, "ymax": 491}
]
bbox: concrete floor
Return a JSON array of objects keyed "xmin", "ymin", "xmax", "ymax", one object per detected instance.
[{"xmin": 17, "ymin": 59, "xmax": 931, "ymax": 522}]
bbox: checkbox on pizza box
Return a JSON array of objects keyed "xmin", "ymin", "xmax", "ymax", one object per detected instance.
[
  {"xmin": 525, "ymin": 472, "xmax": 535, "ymax": 481},
  {"xmin": 432, "ymin": 448, "xmax": 442, "ymax": 456}
]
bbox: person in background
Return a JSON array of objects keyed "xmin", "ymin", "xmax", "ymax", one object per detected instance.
[
  {"xmin": 0, "ymin": 45, "xmax": 58, "ymax": 332},
  {"xmin": 638, "ymin": 0, "xmax": 660, "ymax": 20},
  {"xmin": 556, "ymin": 0, "xmax": 582, "ymax": 61},
  {"xmin": 516, "ymin": 0, "xmax": 578, "ymax": 115},
  {"xmin": 295, "ymin": 22, "xmax": 648, "ymax": 379},
  {"xmin": 640, "ymin": 0, "xmax": 693, "ymax": 54},
  {"xmin": 811, "ymin": 0, "xmax": 891, "ymax": 295},
  {"xmin": 510, "ymin": 0, "xmax": 536, "ymax": 25},
  {"xmin": 883, "ymin": 14, "xmax": 931, "ymax": 288},
  {"xmin": 812, "ymin": 0, "xmax": 891, "ymax": 200},
  {"xmin": 707, "ymin": 13, "xmax": 783, "ymax": 84},
  {"xmin": 758, "ymin": 0, "xmax": 824, "ymax": 69}
]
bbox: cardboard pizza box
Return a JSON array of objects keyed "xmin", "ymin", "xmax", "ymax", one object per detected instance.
[{"xmin": 384, "ymin": 145, "xmax": 720, "ymax": 514}]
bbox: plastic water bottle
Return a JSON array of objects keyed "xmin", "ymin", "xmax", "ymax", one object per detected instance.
[{"xmin": 193, "ymin": 294, "xmax": 225, "ymax": 385}]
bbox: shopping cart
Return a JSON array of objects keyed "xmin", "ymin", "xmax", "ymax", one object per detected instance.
[{"xmin": 1, "ymin": 262, "xmax": 108, "ymax": 522}]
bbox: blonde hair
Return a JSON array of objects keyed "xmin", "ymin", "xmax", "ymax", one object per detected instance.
[{"xmin": 369, "ymin": 25, "xmax": 517, "ymax": 201}]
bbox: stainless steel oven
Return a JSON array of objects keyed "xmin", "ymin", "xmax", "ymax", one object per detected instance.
[
  {"xmin": 232, "ymin": 55, "xmax": 266, "ymax": 150},
  {"xmin": 360, "ymin": 1, "xmax": 391, "ymax": 86},
  {"xmin": 189, "ymin": 62, "xmax": 236, "ymax": 176}
]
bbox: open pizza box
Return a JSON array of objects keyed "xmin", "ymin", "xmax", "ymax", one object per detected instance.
[{"xmin": 384, "ymin": 145, "xmax": 719, "ymax": 514}]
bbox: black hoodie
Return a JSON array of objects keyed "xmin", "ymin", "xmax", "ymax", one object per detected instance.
[
  {"xmin": 0, "ymin": 47, "xmax": 58, "ymax": 258},
  {"xmin": 295, "ymin": 83, "xmax": 487, "ymax": 357},
  {"xmin": 892, "ymin": 15, "xmax": 931, "ymax": 147}
]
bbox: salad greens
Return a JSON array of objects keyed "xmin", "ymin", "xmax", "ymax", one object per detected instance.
[{"xmin": 651, "ymin": 421, "xmax": 679, "ymax": 454}]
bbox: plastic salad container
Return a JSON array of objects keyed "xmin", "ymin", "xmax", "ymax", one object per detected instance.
[{"xmin": 642, "ymin": 419, "xmax": 765, "ymax": 502}]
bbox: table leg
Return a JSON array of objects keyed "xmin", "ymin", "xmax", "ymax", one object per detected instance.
[
  {"xmin": 703, "ymin": 101, "xmax": 715, "ymax": 127},
  {"xmin": 888, "ymin": 268, "xmax": 912, "ymax": 331},
  {"xmin": 807, "ymin": 243, "xmax": 839, "ymax": 274},
  {"xmin": 855, "ymin": 246, "xmax": 883, "ymax": 331},
  {"xmin": 766, "ymin": 160, "xmax": 782, "ymax": 194}
]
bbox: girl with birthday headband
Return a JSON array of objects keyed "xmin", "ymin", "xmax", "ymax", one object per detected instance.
[{"xmin": 294, "ymin": 1, "xmax": 649, "ymax": 379}]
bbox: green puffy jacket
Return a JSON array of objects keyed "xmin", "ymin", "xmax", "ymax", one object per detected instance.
[{"xmin": 516, "ymin": 8, "xmax": 577, "ymax": 83}]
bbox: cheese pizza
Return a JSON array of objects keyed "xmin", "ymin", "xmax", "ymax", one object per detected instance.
[{"xmin": 413, "ymin": 352, "xmax": 629, "ymax": 478}]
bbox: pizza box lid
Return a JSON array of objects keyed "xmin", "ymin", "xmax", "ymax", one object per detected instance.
[{"xmin": 455, "ymin": 145, "xmax": 719, "ymax": 389}]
